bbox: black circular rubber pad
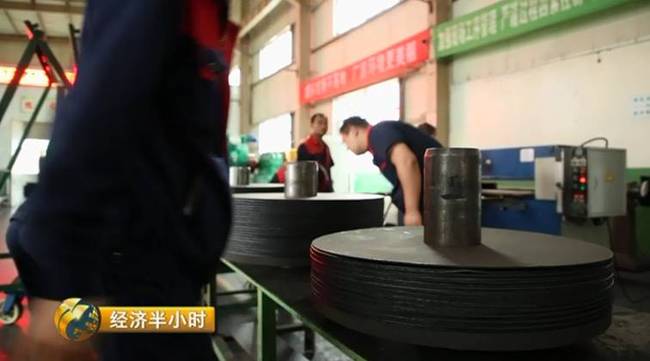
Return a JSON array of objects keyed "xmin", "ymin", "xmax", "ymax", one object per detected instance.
[
  {"xmin": 223, "ymin": 193, "xmax": 385, "ymax": 267},
  {"xmin": 231, "ymin": 183, "xmax": 284, "ymax": 193},
  {"xmin": 310, "ymin": 226, "xmax": 614, "ymax": 351}
]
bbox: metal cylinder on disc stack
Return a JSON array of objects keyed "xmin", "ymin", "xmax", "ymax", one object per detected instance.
[
  {"xmin": 229, "ymin": 165, "xmax": 284, "ymax": 193},
  {"xmin": 229, "ymin": 166, "xmax": 250, "ymax": 187},
  {"xmin": 424, "ymin": 148, "xmax": 481, "ymax": 247},
  {"xmin": 310, "ymin": 148, "xmax": 615, "ymax": 351},
  {"xmin": 285, "ymin": 161, "xmax": 319, "ymax": 198}
]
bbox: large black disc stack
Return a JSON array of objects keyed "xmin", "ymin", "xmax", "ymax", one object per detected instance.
[
  {"xmin": 224, "ymin": 193, "xmax": 384, "ymax": 267},
  {"xmin": 310, "ymin": 226, "xmax": 615, "ymax": 351}
]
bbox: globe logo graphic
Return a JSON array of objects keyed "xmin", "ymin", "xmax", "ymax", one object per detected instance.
[{"xmin": 54, "ymin": 298, "xmax": 101, "ymax": 342}]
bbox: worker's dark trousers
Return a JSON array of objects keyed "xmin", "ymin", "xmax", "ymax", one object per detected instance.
[
  {"xmin": 6, "ymin": 207, "xmax": 39, "ymax": 299},
  {"xmin": 98, "ymin": 243, "xmax": 217, "ymax": 361},
  {"xmin": 8, "ymin": 213, "xmax": 217, "ymax": 361}
]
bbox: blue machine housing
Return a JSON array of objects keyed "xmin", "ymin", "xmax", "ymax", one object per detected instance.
[
  {"xmin": 481, "ymin": 146, "xmax": 564, "ymax": 235},
  {"xmin": 482, "ymin": 199, "xmax": 561, "ymax": 235},
  {"xmin": 481, "ymin": 146, "xmax": 559, "ymax": 180}
]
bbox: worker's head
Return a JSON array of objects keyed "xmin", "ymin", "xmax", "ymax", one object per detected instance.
[
  {"xmin": 417, "ymin": 122, "xmax": 437, "ymax": 138},
  {"xmin": 310, "ymin": 113, "xmax": 328, "ymax": 136},
  {"xmin": 339, "ymin": 116, "xmax": 370, "ymax": 155}
]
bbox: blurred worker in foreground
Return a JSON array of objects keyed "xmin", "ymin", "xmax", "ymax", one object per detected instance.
[
  {"xmin": 416, "ymin": 122, "xmax": 437, "ymax": 139},
  {"xmin": 7, "ymin": 1, "xmax": 236, "ymax": 360},
  {"xmin": 297, "ymin": 113, "xmax": 334, "ymax": 192},
  {"xmin": 340, "ymin": 117, "xmax": 442, "ymax": 226},
  {"xmin": 272, "ymin": 113, "xmax": 335, "ymax": 191}
]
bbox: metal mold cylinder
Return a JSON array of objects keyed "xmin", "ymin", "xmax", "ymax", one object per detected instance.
[
  {"xmin": 423, "ymin": 148, "xmax": 481, "ymax": 247},
  {"xmin": 229, "ymin": 166, "xmax": 250, "ymax": 186},
  {"xmin": 285, "ymin": 161, "xmax": 318, "ymax": 198}
]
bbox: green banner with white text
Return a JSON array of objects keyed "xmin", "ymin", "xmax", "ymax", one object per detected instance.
[{"xmin": 434, "ymin": 0, "xmax": 637, "ymax": 58}]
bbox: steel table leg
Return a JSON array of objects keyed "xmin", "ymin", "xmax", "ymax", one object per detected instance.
[{"xmin": 257, "ymin": 289, "xmax": 276, "ymax": 361}]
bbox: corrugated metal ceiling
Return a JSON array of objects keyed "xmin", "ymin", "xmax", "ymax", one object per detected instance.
[{"xmin": 0, "ymin": 0, "xmax": 84, "ymax": 40}]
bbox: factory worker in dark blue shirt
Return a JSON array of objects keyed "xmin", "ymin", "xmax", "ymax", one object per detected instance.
[
  {"xmin": 7, "ymin": 0, "xmax": 236, "ymax": 360},
  {"xmin": 339, "ymin": 117, "xmax": 442, "ymax": 226}
]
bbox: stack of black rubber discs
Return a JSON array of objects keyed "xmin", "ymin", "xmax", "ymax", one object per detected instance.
[
  {"xmin": 231, "ymin": 183, "xmax": 284, "ymax": 194},
  {"xmin": 224, "ymin": 193, "xmax": 384, "ymax": 267},
  {"xmin": 310, "ymin": 226, "xmax": 615, "ymax": 351}
]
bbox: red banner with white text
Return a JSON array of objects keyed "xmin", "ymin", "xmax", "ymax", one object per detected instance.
[{"xmin": 300, "ymin": 29, "xmax": 431, "ymax": 105}]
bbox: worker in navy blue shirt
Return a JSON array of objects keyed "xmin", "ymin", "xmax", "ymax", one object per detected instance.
[
  {"xmin": 339, "ymin": 117, "xmax": 442, "ymax": 226},
  {"xmin": 7, "ymin": 1, "xmax": 236, "ymax": 360}
]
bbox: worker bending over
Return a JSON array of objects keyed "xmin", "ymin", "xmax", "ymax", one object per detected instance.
[{"xmin": 339, "ymin": 117, "xmax": 442, "ymax": 226}]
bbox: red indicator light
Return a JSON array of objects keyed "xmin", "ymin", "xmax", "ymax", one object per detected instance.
[{"xmin": 579, "ymin": 177, "xmax": 587, "ymax": 184}]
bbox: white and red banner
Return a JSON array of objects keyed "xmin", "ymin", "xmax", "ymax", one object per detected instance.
[{"xmin": 300, "ymin": 29, "xmax": 431, "ymax": 105}]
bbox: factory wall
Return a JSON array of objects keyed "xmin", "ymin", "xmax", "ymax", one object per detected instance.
[
  {"xmin": 308, "ymin": 0, "xmax": 431, "ymax": 125},
  {"xmin": 449, "ymin": 0, "xmax": 650, "ymax": 168},
  {"xmin": 248, "ymin": 2, "xmax": 297, "ymax": 126},
  {"xmin": 242, "ymin": 0, "xmax": 435, "ymax": 136}
]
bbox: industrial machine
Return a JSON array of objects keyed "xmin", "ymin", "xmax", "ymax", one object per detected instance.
[{"xmin": 481, "ymin": 144, "xmax": 627, "ymax": 235}]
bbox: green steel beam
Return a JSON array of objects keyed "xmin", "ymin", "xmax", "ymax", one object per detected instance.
[
  {"xmin": 257, "ymin": 289, "xmax": 277, "ymax": 361},
  {"xmin": 217, "ymin": 289, "xmax": 256, "ymax": 296},
  {"xmin": 221, "ymin": 259, "xmax": 367, "ymax": 361},
  {"xmin": 212, "ymin": 336, "xmax": 235, "ymax": 361}
]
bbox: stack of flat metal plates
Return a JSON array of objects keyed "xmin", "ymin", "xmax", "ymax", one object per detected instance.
[
  {"xmin": 311, "ymin": 226, "xmax": 615, "ymax": 351},
  {"xmin": 231, "ymin": 183, "xmax": 284, "ymax": 194},
  {"xmin": 224, "ymin": 193, "xmax": 384, "ymax": 267}
]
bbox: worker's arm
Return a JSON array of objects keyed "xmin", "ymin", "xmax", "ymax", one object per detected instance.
[
  {"xmin": 13, "ymin": 1, "xmax": 185, "ymax": 358},
  {"xmin": 21, "ymin": 0, "xmax": 183, "ymax": 300},
  {"xmin": 389, "ymin": 143, "xmax": 422, "ymax": 226}
]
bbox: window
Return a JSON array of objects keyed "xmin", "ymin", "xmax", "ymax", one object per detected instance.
[
  {"xmin": 258, "ymin": 28, "xmax": 293, "ymax": 80},
  {"xmin": 331, "ymin": 78, "xmax": 400, "ymax": 131},
  {"xmin": 228, "ymin": 66, "xmax": 241, "ymax": 87},
  {"xmin": 257, "ymin": 113, "xmax": 293, "ymax": 155},
  {"xmin": 227, "ymin": 66, "xmax": 241, "ymax": 137},
  {"xmin": 12, "ymin": 138, "xmax": 49, "ymax": 175},
  {"xmin": 333, "ymin": 0, "xmax": 400, "ymax": 36},
  {"xmin": 329, "ymin": 78, "xmax": 400, "ymax": 193}
]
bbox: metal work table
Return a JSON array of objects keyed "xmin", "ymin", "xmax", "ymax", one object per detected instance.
[{"xmin": 217, "ymin": 259, "xmax": 649, "ymax": 361}]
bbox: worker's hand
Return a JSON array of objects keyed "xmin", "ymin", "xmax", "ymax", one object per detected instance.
[
  {"xmin": 403, "ymin": 210, "xmax": 423, "ymax": 226},
  {"xmin": 11, "ymin": 297, "xmax": 97, "ymax": 361}
]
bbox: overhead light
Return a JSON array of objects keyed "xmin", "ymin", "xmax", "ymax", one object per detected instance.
[{"xmin": 0, "ymin": 66, "xmax": 76, "ymax": 87}]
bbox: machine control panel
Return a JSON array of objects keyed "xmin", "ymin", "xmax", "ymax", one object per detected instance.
[
  {"xmin": 561, "ymin": 147, "xmax": 626, "ymax": 219},
  {"xmin": 568, "ymin": 155, "xmax": 588, "ymax": 217}
]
